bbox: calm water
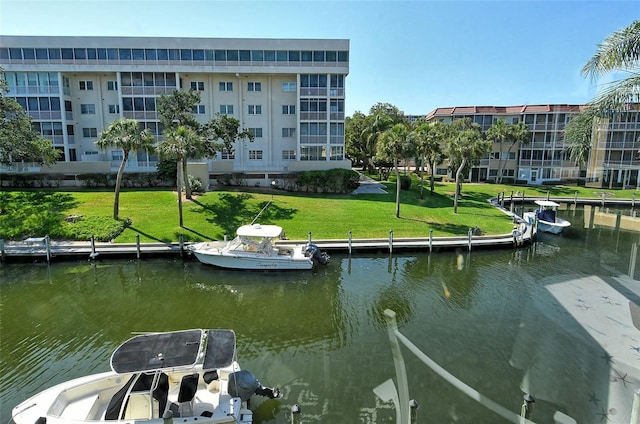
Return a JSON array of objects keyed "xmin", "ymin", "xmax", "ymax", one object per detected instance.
[{"xmin": 2, "ymin": 207, "xmax": 639, "ymax": 424}]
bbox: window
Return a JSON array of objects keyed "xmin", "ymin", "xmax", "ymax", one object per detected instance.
[
  {"xmin": 248, "ymin": 105, "xmax": 262, "ymax": 115},
  {"xmin": 82, "ymin": 128, "xmax": 98, "ymax": 137},
  {"xmin": 219, "ymin": 81, "xmax": 233, "ymax": 91},
  {"xmin": 330, "ymin": 146, "xmax": 344, "ymax": 160},
  {"xmin": 282, "ymin": 105, "xmax": 296, "ymax": 115},
  {"xmin": 247, "ymin": 82, "xmax": 261, "ymax": 92},
  {"xmin": 80, "ymin": 104, "xmax": 95, "ymax": 114},
  {"xmin": 220, "ymin": 105, "xmax": 234, "ymax": 114},
  {"xmin": 248, "ymin": 128, "xmax": 263, "ymax": 138},
  {"xmin": 107, "ymin": 80, "xmax": 118, "ymax": 91},
  {"xmin": 220, "ymin": 150, "xmax": 235, "ymax": 160},
  {"xmin": 192, "ymin": 104, "xmax": 206, "ymax": 114},
  {"xmin": 282, "ymin": 82, "xmax": 296, "ymax": 92},
  {"xmin": 79, "ymin": 80, "xmax": 93, "ymax": 90},
  {"xmin": 190, "ymin": 81, "xmax": 204, "ymax": 91},
  {"xmin": 249, "ymin": 150, "xmax": 263, "ymax": 160},
  {"xmin": 282, "ymin": 150, "xmax": 296, "ymax": 160},
  {"xmin": 108, "ymin": 104, "xmax": 120, "ymax": 114},
  {"xmin": 282, "ymin": 128, "xmax": 296, "ymax": 138}
]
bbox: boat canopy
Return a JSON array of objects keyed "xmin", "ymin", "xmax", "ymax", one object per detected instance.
[
  {"xmin": 534, "ymin": 200, "xmax": 560, "ymax": 208},
  {"xmin": 236, "ymin": 224, "xmax": 283, "ymax": 238},
  {"xmin": 110, "ymin": 329, "xmax": 236, "ymax": 374}
]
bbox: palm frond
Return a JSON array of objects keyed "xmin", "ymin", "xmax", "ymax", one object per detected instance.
[{"xmin": 582, "ymin": 20, "xmax": 640, "ymax": 80}]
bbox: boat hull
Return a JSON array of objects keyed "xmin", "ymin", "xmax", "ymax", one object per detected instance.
[
  {"xmin": 192, "ymin": 250, "xmax": 314, "ymax": 270},
  {"xmin": 523, "ymin": 212, "xmax": 571, "ymax": 234}
]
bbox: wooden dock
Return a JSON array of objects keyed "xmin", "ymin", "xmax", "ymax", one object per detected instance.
[{"xmin": 0, "ymin": 224, "xmax": 533, "ymax": 263}]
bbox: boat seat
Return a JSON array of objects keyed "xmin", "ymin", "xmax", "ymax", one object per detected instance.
[
  {"xmin": 124, "ymin": 392, "xmax": 159, "ymax": 420},
  {"xmin": 176, "ymin": 373, "xmax": 199, "ymax": 417}
]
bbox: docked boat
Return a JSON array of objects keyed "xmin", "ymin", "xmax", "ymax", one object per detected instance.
[
  {"xmin": 12, "ymin": 329, "xmax": 279, "ymax": 424},
  {"xmin": 523, "ymin": 200, "xmax": 571, "ymax": 234},
  {"xmin": 189, "ymin": 224, "xmax": 329, "ymax": 270}
]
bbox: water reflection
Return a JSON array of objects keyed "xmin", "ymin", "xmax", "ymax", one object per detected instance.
[{"xmin": 1, "ymin": 207, "xmax": 639, "ymax": 423}]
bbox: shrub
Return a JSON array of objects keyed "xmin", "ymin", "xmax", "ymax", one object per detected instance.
[
  {"xmin": 294, "ymin": 168, "xmax": 359, "ymax": 193},
  {"xmin": 187, "ymin": 175, "xmax": 204, "ymax": 193},
  {"xmin": 400, "ymin": 175, "xmax": 412, "ymax": 190}
]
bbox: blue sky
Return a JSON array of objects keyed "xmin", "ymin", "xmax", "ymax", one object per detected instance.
[{"xmin": 0, "ymin": 0, "xmax": 636, "ymax": 116}]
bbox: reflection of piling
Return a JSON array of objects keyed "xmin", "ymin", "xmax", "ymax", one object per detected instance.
[
  {"xmin": 89, "ymin": 235, "xmax": 99, "ymax": 260},
  {"xmin": 348, "ymin": 231, "xmax": 352, "ymax": 255},
  {"xmin": 136, "ymin": 234, "xmax": 141, "ymax": 259},
  {"xmin": 45, "ymin": 235, "xmax": 51, "ymax": 263},
  {"xmin": 389, "ymin": 230, "xmax": 393, "ymax": 254}
]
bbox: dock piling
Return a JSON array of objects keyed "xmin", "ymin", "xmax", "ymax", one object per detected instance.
[
  {"xmin": 308, "ymin": 232, "xmax": 312, "ymax": 244},
  {"xmin": 89, "ymin": 235, "xmax": 99, "ymax": 260},
  {"xmin": 389, "ymin": 230, "xmax": 393, "ymax": 254},
  {"xmin": 348, "ymin": 231, "xmax": 352, "ymax": 255},
  {"xmin": 468, "ymin": 228, "xmax": 472, "ymax": 251},
  {"xmin": 45, "ymin": 235, "xmax": 51, "ymax": 263},
  {"xmin": 136, "ymin": 235, "xmax": 141, "ymax": 259},
  {"xmin": 429, "ymin": 229, "xmax": 433, "ymax": 252},
  {"xmin": 179, "ymin": 234, "xmax": 184, "ymax": 258}
]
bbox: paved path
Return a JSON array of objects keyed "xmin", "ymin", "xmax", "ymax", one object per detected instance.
[{"xmin": 351, "ymin": 173, "xmax": 388, "ymax": 195}]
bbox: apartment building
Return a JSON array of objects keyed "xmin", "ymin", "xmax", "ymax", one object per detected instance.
[
  {"xmin": 426, "ymin": 104, "xmax": 640, "ymax": 189},
  {"xmin": 0, "ymin": 35, "xmax": 350, "ymax": 184}
]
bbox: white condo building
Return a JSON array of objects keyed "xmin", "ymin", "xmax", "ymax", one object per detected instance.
[{"xmin": 0, "ymin": 35, "xmax": 351, "ymax": 185}]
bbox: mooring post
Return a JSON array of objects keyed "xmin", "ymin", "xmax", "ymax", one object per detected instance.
[
  {"xmin": 89, "ymin": 235, "xmax": 99, "ymax": 260},
  {"xmin": 382, "ymin": 309, "xmax": 410, "ymax": 424},
  {"xmin": 136, "ymin": 234, "xmax": 141, "ymax": 259},
  {"xmin": 45, "ymin": 234, "xmax": 51, "ymax": 263},
  {"xmin": 348, "ymin": 231, "xmax": 352, "ymax": 255},
  {"xmin": 574, "ymin": 191, "xmax": 578, "ymax": 206},
  {"xmin": 601, "ymin": 192, "xmax": 605, "ymax": 207},
  {"xmin": 520, "ymin": 394, "xmax": 535, "ymax": 422},
  {"xmin": 0, "ymin": 238, "xmax": 5, "ymax": 262},
  {"xmin": 546, "ymin": 191, "xmax": 550, "ymax": 201},
  {"xmin": 308, "ymin": 232, "xmax": 312, "ymax": 244},
  {"xmin": 501, "ymin": 191, "xmax": 505, "ymax": 208},
  {"xmin": 409, "ymin": 399, "xmax": 419, "ymax": 424},
  {"xmin": 179, "ymin": 234, "xmax": 184, "ymax": 258},
  {"xmin": 429, "ymin": 229, "xmax": 433, "ymax": 252},
  {"xmin": 468, "ymin": 228, "xmax": 473, "ymax": 251},
  {"xmin": 633, "ymin": 193, "xmax": 636, "ymax": 209},
  {"xmin": 291, "ymin": 404, "xmax": 302, "ymax": 424},
  {"xmin": 522, "ymin": 190, "xmax": 525, "ymax": 204},
  {"xmin": 389, "ymin": 230, "xmax": 393, "ymax": 254},
  {"xmin": 510, "ymin": 191, "xmax": 514, "ymax": 212}
]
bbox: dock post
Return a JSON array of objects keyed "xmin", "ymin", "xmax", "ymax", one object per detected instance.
[
  {"xmin": 89, "ymin": 235, "xmax": 99, "ymax": 260},
  {"xmin": 348, "ymin": 231, "xmax": 352, "ymax": 255},
  {"xmin": 633, "ymin": 193, "xmax": 636, "ymax": 209},
  {"xmin": 429, "ymin": 229, "xmax": 433, "ymax": 252},
  {"xmin": 291, "ymin": 404, "xmax": 302, "ymax": 424},
  {"xmin": 389, "ymin": 230, "xmax": 393, "ymax": 254},
  {"xmin": 510, "ymin": 191, "xmax": 514, "ymax": 212},
  {"xmin": 501, "ymin": 191, "xmax": 505, "ymax": 208},
  {"xmin": 410, "ymin": 399, "xmax": 419, "ymax": 424},
  {"xmin": 179, "ymin": 234, "xmax": 184, "ymax": 258},
  {"xmin": 45, "ymin": 235, "xmax": 51, "ymax": 263},
  {"xmin": 308, "ymin": 232, "xmax": 312, "ymax": 244},
  {"xmin": 520, "ymin": 394, "xmax": 535, "ymax": 422},
  {"xmin": 601, "ymin": 192, "xmax": 605, "ymax": 207},
  {"xmin": 522, "ymin": 190, "xmax": 525, "ymax": 204},
  {"xmin": 0, "ymin": 239, "xmax": 4, "ymax": 262},
  {"xmin": 546, "ymin": 191, "xmax": 550, "ymax": 201},
  {"xmin": 468, "ymin": 228, "xmax": 472, "ymax": 251},
  {"xmin": 136, "ymin": 235, "xmax": 141, "ymax": 259}
]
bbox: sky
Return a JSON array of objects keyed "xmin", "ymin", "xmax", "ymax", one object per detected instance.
[{"xmin": 0, "ymin": 0, "xmax": 637, "ymax": 116}]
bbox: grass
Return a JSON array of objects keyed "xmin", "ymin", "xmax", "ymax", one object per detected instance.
[{"xmin": 1, "ymin": 178, "xmax": 637, "ymax": 243}]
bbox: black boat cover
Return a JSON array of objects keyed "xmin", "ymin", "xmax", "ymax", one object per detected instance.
[{"xmin": 110, "ymin": 329, "xmax": 237, "ymax": 374}]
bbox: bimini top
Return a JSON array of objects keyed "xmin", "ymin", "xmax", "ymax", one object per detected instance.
[
  {"xmin": 236, "ymin": 224, "xmax": 283, "ymax": 238},
  {"xmin": 110, "ymin": 329, "xmax": 236, "ymax": 374},
  {"xmin": 534, "ymin": 200, "xmax": 560, "ymax": 208}
]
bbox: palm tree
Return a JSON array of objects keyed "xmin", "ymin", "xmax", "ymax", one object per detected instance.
[
  {"xmin": 445, "ymin": 119, "xmax": 489, "ymax": 213},
  {"xmin": 156, "ymin": 126, "xmax": 202, "ymax": 227},
  {"xmin": 413, "ymin": 121, "xmax": 445, "ymax": 198},
  {"xmin": 565, "ymin": 20, "xmax": 640, "ymax": 162},
  {"xmin": 95, "ymin": 119, "xmax": 154, "ymax": 220},
  {"xmin": 377, "ymin": 123, "xmax": 412, "ymax": 217},
  {"xmin": 486, "ymin": 121, "xmax": 530, "ymax": 184}
]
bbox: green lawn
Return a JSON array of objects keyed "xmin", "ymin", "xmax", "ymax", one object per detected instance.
[{"xmin": 1, "ymin": 179, "xmax": 636, "ymax": 243}]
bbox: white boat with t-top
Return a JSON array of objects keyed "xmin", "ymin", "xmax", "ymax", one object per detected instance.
[
  {"xmin": 523, "ymin": 200, "xmax": 571, "ymax": 234},
  {"xmin": 189, "ymin": 224, "xmax": 329, "ymax": 270},
  {"xmin": 12, "ymin": 329, "xmax": 279, "ymax": 424}
]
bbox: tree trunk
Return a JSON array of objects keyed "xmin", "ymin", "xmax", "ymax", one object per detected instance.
[
  {"xmin": 182, "ymin": 158, "xmax": 192, "ymax": 200},
  {"xmin": 454, "ymin": 159, "xmax": 466, "ymax": 214},
  {"xmin": 177, "ymin": 156, "xmax": 184, "ymax": 227},
  {"xmin": 419, "ymin": 156, "xmax": 425, "ymax": 199},
  {"xmin": 113, "ymin": 150, "xmax": 129, "ymax": 220},
  {"xmin": 395, "ymin": 159, "xmax": 401, "ymax": 218},
  {"xmin": 429, "ymin": 160, "xmax": 436, "ymax": 195},
  {"xmin": 496, "ymin": 142, "xmax": 504, "ymax": 184}
]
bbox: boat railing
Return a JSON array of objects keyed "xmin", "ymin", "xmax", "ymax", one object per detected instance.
[{"xmin": 380, "ymin": 309, "xmax": 582, "ymax": 424}]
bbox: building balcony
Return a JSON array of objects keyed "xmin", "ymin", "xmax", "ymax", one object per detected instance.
[{"xmin": 300, "ymin": 111, "xmax": 327, "ymax": 120}]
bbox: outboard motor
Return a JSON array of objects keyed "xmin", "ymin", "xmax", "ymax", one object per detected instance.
[
  {"xmin": 228, "ymin": 370, "xmax": 280, "ymax": 401},
  {"xmin": 305, "ymin": 243, "xmax": 330, "ymax": 265}
]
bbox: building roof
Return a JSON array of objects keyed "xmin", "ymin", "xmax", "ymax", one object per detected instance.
[{"xmin": 425, "ymin": 104, "xmax": 587, "ymax": 120}]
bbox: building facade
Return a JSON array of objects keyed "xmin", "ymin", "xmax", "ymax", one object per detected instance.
[
  {"xmin": 0, "ymin": 35, "xmax": 351, "ymax": 185},
  {"xmin": 426, "ymin": 104, "xmax": 640, "ymax": 189}
]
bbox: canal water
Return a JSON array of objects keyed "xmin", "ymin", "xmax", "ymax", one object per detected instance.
[{"xmin": 1, "ymin": 207, "xmax": 639, "ymax": 423}]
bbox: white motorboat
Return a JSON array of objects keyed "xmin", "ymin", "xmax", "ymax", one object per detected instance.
[
  {"xmin": 189, "ymin": 224, "xmax": 329, "ymax": 270},
  {"xmin": 523, "ymin": 200, "xmax": 571, "ymax": 234},
  {"xmin": 12, "ymin": 329, "xmax": 279, "ymax": 424}
]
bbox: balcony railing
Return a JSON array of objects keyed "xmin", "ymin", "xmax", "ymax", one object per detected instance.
[{"xmin": 300, "ymin": 111, "xmax": 327, "ymax": 120}]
